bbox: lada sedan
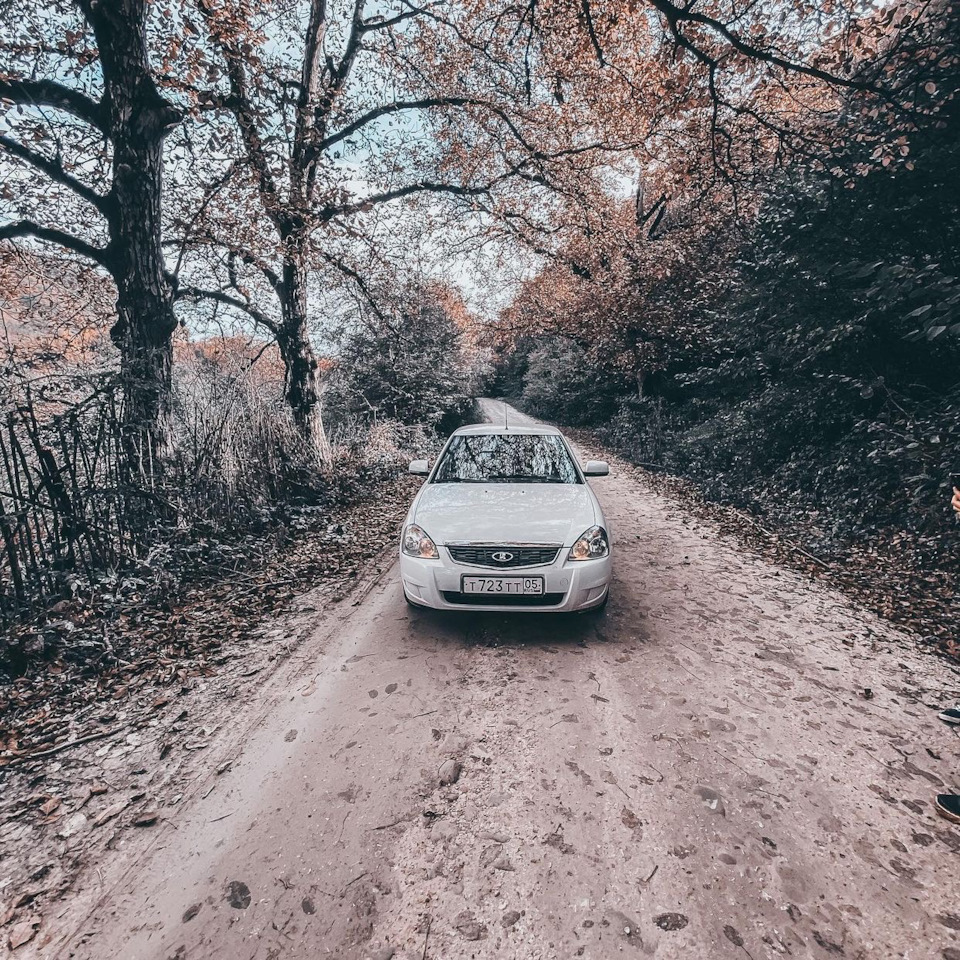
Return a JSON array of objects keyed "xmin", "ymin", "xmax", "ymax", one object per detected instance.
[{"xmin": 399, "ymin": 424, "xmax": 611, "ymax": 612}]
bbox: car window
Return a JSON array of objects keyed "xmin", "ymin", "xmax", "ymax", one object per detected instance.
[{"xmin": 432, "ymin": 433, "xmax": 581, "ymax": 484}]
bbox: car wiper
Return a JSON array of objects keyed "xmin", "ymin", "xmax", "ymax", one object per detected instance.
[
  {"xmin": 490, "ymin": 475, "xmax": 566, "ymax": 483},
  {"xmin": 437, "ymin": 476, "xmax": 567, "ymax": 484}
]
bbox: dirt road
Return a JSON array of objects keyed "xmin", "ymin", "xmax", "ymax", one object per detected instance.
[{"xmin": 45, "ymin": 401, "xmax": 958, "ymax": 960}]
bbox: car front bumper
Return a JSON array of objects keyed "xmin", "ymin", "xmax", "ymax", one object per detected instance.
[{"xmin": 399, "ymin": 547, "xmax": 611, "ymax": 613}]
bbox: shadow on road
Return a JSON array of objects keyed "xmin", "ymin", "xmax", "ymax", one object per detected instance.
[{"xmin": 403, "ymin": 598, "xmax": 613, "ymax": 650}]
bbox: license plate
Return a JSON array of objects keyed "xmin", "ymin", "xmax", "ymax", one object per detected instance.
[{"xmin": 461, "ymin": 576, "xmax": 544, "ymax": 595}]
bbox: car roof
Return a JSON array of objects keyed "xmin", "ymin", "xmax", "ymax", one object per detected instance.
[{"xmin": 452, "ymin": 423, "xmax": 563, "ymax": 437}]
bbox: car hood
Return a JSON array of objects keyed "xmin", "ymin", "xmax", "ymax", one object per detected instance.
[{"xmin": 414, "ymin": 483, "xmax": 597, "ymax": 546}]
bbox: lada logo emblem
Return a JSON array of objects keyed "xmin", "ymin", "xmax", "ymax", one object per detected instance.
[{"xmin": 491, "ymin": 552, "xmax": 514, "ymax": 563}]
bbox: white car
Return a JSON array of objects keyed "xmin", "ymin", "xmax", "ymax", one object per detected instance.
[{"xmin": 399, "ymin": 424, "xmax": 612, "ymax": 612}]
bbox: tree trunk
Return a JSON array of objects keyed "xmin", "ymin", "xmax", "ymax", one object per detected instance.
[
  {"xmin": 278, "ymin": 244, "xmax": 331, "ymax": 463},
  {"xmin": 81, "ymin": 0, "xmax": 181, "ymax": 479},
  {"xmin": 113, "ymin": 300, "xmax": 174, "ymax": 477}
]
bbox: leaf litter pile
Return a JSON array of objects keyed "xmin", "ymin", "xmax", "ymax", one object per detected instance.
[{"xmin": 0, "ymin": 468, "xmax": 420, "ymax": 952}]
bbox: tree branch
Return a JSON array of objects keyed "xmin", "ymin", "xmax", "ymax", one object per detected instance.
[
  {"xmin": 293, "ymin": 0, "xmax": 328, "ymax": 178},
  {"xmin": 0, "ymin": 78, "xmax": 105, "ymax": 131},
  {"xmin": 317, "ymin": 95, "xmax": 638, "ymax": 186},
  {"xmin": 317, "ymin": 250, "xmax": 389, "ymax": 324},
  {"xmin": 176, "ymin": 285, "xmax": 280, "ymax": 336},
  {"xmin": 473, "ymin": 199, "xmax": 593, "ymax": 279},
  {"xmin": 174, "ymin": 228, "xmax": 283, "ymax": 294},
  {"xmin": 580, "ymin": 0, "xmax": 606, "ymax": 67},
  {"xmin": 0, "ymin": 135, "xmax": 111, "ymax": 216},
  {"xmin": 170, "ymin": 163, "xmax": 237, "ymax": 280},
  {"xmin": 197, "ymin": 0, "xmax": 283, "ymax": 224},
  {"xmin": 316, "ymin": 96, "xmax": 479, "ymax": 154},
  {"xmin": 0, "ymin": 219, "xmax": 111, "ymax": 268},
  {"xmin": 359, "ymin": 2, "xmax": 437, "ymax": 33},
  {"xmin": 327, "ymin": 0, "xmax": 367, "ymax": 98},
  {"xmin": 645, "ymin": 0, "xmax": 897, "ymax": 97},
  {"xmin": 321, "ymin": 179, "xmax": 495, "ymax": 220}
]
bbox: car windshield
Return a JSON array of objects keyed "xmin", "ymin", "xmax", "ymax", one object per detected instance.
[{"xmin": 432, "ymin": 433, "xmax": 581, "ymax": 484}]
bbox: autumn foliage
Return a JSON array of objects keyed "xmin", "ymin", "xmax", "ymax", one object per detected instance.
[
  {"xmin": 489, "ymin": 13, "xmax": 960, "ymax": 648},
  {"xmin": 1, "ymin": 0, "xmax": 959, "ymax": 631}
]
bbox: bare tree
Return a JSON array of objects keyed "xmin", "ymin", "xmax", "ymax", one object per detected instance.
[{"xmin": 0, "ymin": 0, "xmax": 183, "ymax": 475}]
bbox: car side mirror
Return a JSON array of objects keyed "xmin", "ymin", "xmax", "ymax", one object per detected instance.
[
  {"xmin": 408, "ymin": 459, "xmax": 430, "ymax": 476},
  {"xmin": 583, "ymin": 460, "xmax": 609, "ymax": 477}
]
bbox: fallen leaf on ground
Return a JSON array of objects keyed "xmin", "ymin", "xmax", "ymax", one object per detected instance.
[
  {"xmin": 92, "ymin": 799, "xmax": 129, "ymax": 827},
  {"xmin": 439, "ymin": 759, "xmax": 462, "ymax": 785},
  {"xmin": 724, "ymin": 924, "xmax": 745, "ymax": 947},
  {"xmin": 14, "ymin": 890, "xmax": 47, "ymax": 909},
  {"xmin": 8, "ymin": 916, "xmax": 40, "ymax": 950},
  {"xmin": 225, "ymin": 880, "xmax": 251, "ymax": 909},
  {"xmin": 78, "ymin": 782, "xmax": 108, "ymax": 807},
  {"xmin": 132, "ymin": 808, "xmax": 158, "ymax": 827}
]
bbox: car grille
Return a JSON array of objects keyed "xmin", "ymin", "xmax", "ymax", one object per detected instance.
[
  {"xmin": 441, "ymin": 591, "xmax": 566, "ymax": 607},
  {"xmin": 447, "ymin": 545, "xmax": 561, "ymax": 568}
]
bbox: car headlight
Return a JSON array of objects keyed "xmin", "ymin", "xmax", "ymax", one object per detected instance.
[
  {"xmin": 568, "ymin": 525, "xmax": 609, "ymax": 561},
  {"xmin": 402, "ymin": 524, "xmax": 439, "ymax": 559}
]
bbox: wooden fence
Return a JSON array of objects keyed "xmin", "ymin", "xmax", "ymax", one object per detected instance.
[{"xmin": 0, "ymin": 388, "xmax": 152, "ymax": 624}]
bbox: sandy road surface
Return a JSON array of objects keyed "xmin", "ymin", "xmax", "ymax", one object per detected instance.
[{"xmin": 46, "ymin": 401, "xmax": 959, "ymax": 960}]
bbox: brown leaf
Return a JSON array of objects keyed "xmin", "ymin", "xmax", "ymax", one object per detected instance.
[
  {"xmin": 225, "ymin": 880, "xmax": 251, "ymax": 909},
  {"xmin": 14, "ymin": 889, "xmax": 46, "ymax": 909},
  {"xmin": 724, "ymin": 925, "xmax": 745, "ymax": 948},
  {"xmin": 438, "ymin": 759, "xmax": 462, "ymax": 785},
  {"xmin": 8, "ymin": 916, "xmax": 40, "ymax": 950},
  {"xmin": 39, "ymin": 797, "xmax": 61, "ymax": 817},
  {"xmin": 454, "ymin": 910, "xmax": 485, "ymax": 941},
  {"xmin": 92, "ymin": 799, "xmax": 129, "ymax": 828},
  {"xmin": 132, "ymin": 808, "xmax": 158, "ymax": 827},
  {"xmin": 78, "ymin": 781, "xmax": 108, "ymax": 808}
]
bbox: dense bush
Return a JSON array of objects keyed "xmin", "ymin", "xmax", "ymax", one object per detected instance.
[
  {"xmin": 325, "ymin": 285, "xmax": 477, "ymax": 437},
  {"xmin": 519, "ymin": 337, "xmax": 622, "ymax": 427}
]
